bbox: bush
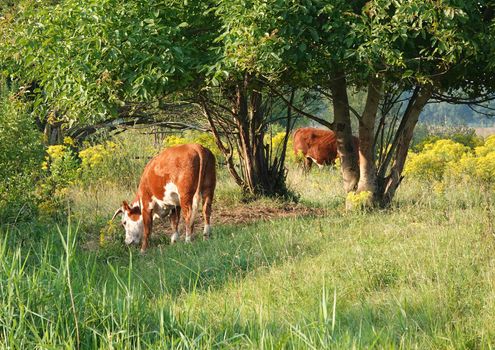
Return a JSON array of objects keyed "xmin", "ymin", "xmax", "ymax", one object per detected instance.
[
  {"xmin": 406, "ymin": 136, "xmax": 495, "ymax": 190},
  {"xmin": 163, "ymin": 130, "xmax": 223, "ymax": 162},
  {"xmin": 0, "ymin": 83, "xmax": 44, "ymax": 222},
  {"xmin": 413, "ymin": 125, "xmax": 483, "ymax": 152},
  {"xmin": 405, "ymin": 139, "xmax": 470, "ymax": 181},
  {"xmin": 449, "ymin": 135, "xmax": 495, "ymax": 185}
]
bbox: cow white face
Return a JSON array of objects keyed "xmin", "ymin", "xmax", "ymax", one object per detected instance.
[
  {"xmin": 122, "ymin": 211, "xmax": 144, "ymax": 245},
  {"xmin": 113, "ymin": 201, "xmax": 144, "ymax": 245}
]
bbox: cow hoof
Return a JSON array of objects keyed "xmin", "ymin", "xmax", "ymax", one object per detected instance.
[
  {"xmin": 171, "ymin": 233, "xmax": 179, "ymax": 244},
  {"xmin": 140, "ymin": 249, "xmax": 146, "ymax": 254},
  {"xmin": 203, "ymin": 235, "xmax": 209, "ymax": 241},
  {"xmin": 185, "ymin": 236, "xmax": 192, "ymax": 243}
]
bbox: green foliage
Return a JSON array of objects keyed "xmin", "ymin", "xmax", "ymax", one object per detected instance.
[
  {"xmin": 413, "ymin": 125, "xmax": 483, "ymax": 152},
  {"xmin": 163, "ymin": 130, "xmax": 223, "ymax": 162},
  {"xmin": 0, "ymin": 83, "xmax": 44, "ymax": 222},
  {"xmin": 1, "ymin": 0, "xmax": 216, "ymax": 123}
]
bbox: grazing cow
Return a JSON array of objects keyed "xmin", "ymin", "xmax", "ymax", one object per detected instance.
[
  {"xmin": 293, "ymin": 127, "xmax": 359, "ymax": 170},
  {"xmin": 112, "ymin": 143, "xmax": 216, "ymax": 252}
]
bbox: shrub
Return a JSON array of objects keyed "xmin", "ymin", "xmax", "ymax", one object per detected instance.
[
  {"xmin": 268, "ymin": 131, "xmax": 298, "ymax": 163},
  {"xmin": 37, "ymin": 141, "xmax": 80, "ymax": 218},
  {"xmin": 406, "ymin": 136, "xmax": 495, "ymax": 190},
  {"xmin": 449, "ymin": 138, "xmax": 495, "ymax": 185},
  {"xmin": 346, "ymin": 191, "xmax": 373, "ymax": 210},
  {"xmin": 0, "ymin": 86, "xmax": 44, "ymax": 222},
  {"xmin": 413, "ymin": 125, "xmax": 483, "ymax": 152},
  {"xmin": 404, "ymin": 139, "xmax": 470, "ymax": 181},
  {"xmin": 163, "ymin": 130, "xmax": 223, "ymax": 162}
]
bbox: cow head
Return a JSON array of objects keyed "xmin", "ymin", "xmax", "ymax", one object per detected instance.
[{"xmin": 112, "ymin": 200, "xmax": 144, "ymax": 245}]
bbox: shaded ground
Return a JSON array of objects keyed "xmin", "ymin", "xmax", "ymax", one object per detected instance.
[
  {"xmin": 84, "ymin": 200, "xmax": 328, "ymax": 250},
  {"xmin": 154, "ymin": 200, "xmax": 327, "ymax": 235}
]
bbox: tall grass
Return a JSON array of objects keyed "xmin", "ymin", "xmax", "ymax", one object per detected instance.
[{"xmin": 2, "ymin": 165, "xmax": 495, "ymax": 348}]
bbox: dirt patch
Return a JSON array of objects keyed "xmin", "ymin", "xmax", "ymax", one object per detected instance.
[
  {"xmin": 153, "ymin": 201, "xmax": 327, "ymax": 235},
  {"xmin": 213, "ymin": 202, "xmax": 326, "ymax": 226},
  {"xmin": 86, "ymin": 201, "xmax": 327, "ymax": 250}
]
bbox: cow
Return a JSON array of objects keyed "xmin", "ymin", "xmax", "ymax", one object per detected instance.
[
  {"xmin": 112, "ymin": 143, "xmax": 216, "ymax": 252},
  {"xmin": 293, "ymin": 127, "xmax": 359, "ymax": 170}
]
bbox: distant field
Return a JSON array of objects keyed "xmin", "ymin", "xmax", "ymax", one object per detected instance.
[
  {"xmin": 1, "ymin": 164, "xmax": 495, "ymax": 349},
  {"xmin": 475, "ymin": 127, "xmax": 495, "ymax": 138}
]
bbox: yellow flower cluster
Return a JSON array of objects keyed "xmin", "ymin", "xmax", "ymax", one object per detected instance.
[
  {"xmin": 42, "ymin": 144, "xmax": 69, "ymax": 171},
  {"xmin": 450, "ymin": 135, "xmax": 495, "ymax": 183},
  {"xmin": 406, "ymin": 136, "xmax": 495, "ymax": 186},
  {"xmin": 46, "ymin": 144, "xmax": 68, "ymax": 161},
  {"xmin": 163, "ymin": 135, "xmax": 187, "ymax": 147},
  {"xmin": 346, "ymin": 191, "xmax": 373, "ymax": 210},
  {"xmin": 163, "ymin": 131, "xmax": 222, "ymax": 160},
  {"xmin": 404, "ymin": 139, "xmax": 469, "ymax": 181},
  {"xmin": 63, "ymin": 136, "xmax": 76, "ymax": 147},
  {"xmin": 79, "ymin": 141, "xmax": 119, "ymax": 169}
]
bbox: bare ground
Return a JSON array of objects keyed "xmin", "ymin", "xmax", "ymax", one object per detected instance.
[
  {"xmin": 85, "ymin": 200, "xmax": 327, "ymax": 250},
  {"xmin": 154, "ymin": 200, "xmax": 327, "ymax": 235}
]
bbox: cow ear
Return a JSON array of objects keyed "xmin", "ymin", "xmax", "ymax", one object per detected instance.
[
  {"xmin": 111, "ymin": 207, "xmax": 123, "ymax": 220},
  {"xmin": 122, "ymin": 200, "xmax": 131, "ymax": 211}
]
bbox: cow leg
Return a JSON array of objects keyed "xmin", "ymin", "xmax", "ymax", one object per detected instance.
[
  {"xmin": 141, "ymin": 209, "xmax": 153, "ymax": 253},
  {"xmin": 169, "ymin": 206, "xmax": 181, "ymax": 244},
  {"xmin": 304, "ymin": 157, "xmax": 313, "ymax": 173},
  {"xmin": 182, "ymin": 204, "xmax": 195, "ymax": 243},
  {"xmin": 202, "ymin": 193, "xmax": 213, "ymax": 240}
]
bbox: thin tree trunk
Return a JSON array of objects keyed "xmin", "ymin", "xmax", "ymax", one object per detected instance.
[
  {"xmin": 202, "ymin": 103, "xmax": 245, "ymax": 188},
  {"xmin": 329, "ymin": 73, "xmax": 360, "ymax": 192},
  {"xmin": 380, "ymin": 84, "xmax": 433, "ymax": 205},
  {"xmin": 202, "ymin": 80, "xmax": 290, "ymax": 198},
  {"xmin": 357, "ymin": 77, "xmax": 383, "ymax": 202}
]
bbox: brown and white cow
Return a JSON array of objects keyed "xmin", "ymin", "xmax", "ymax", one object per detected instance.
[
  {"xmin": 112, "ymin": 143, "xmax": 216, "ymax": 252},
  {"xmin": 293, "ymin": 127, "xmax": 359, "ymax": 170}
]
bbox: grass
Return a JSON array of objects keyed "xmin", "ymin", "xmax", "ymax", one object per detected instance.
[{"xmin": 2, "ymin": 164, "xmax": 495, "ymax": 348}]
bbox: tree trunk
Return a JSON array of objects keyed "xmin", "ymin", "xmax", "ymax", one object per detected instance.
[
  {"xmin": 44, "ymin": 119, "xmax": 63, "ymax": 145},
  {"xmin": 329, "ymin": 73, "xmax": 360, "ymax": 192},
  {"xmin": 356, "ymin": 77, "xmax": 383, "ymax": 204},
  {"xmin": 202, "ymin": 79, "xmax": 290, "ymax": 198},
  {"xmin": 378, "ymin": 84, "xmax": 433, "ymax": 206}
]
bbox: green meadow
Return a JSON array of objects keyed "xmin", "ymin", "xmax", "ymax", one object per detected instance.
[{"xmin": 2, "ymin": 165, "xmax": 495, "ymax": 349}]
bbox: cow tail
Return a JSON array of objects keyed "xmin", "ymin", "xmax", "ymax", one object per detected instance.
[{"xmin": 194, "ymin": 146, "xmax": 206, "ymax": 210}]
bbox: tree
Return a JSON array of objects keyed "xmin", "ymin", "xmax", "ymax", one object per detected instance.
[
  {"xmin": 220, "ymin": 0, "xmax": 495, "ymax": 206},
  {"xmin": 3, "ymin": 0, "xmax": 495, "ymax": 204},
  {"xmin": 0, "ymin": 0, "xmax": 214, "ymax": 141},
  {"xmin": 1, "ymin": 0, "xmax": 305, "ymax": 197}
]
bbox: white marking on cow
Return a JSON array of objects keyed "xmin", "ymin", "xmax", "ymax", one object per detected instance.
[
  {"xmin": 308, "ymin": 156, "xmax": 324, "ymax": 169},
  {"xmin": 148, "ymin": 182, "xmax": 180, "ymax": 220},
  {"xmin": 163, "ymin": 182, "xmax": 180, "ymax": 206},
  {"xmin": 122, "ymin": 212, "xmax": 144, "ymax": 245}
]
